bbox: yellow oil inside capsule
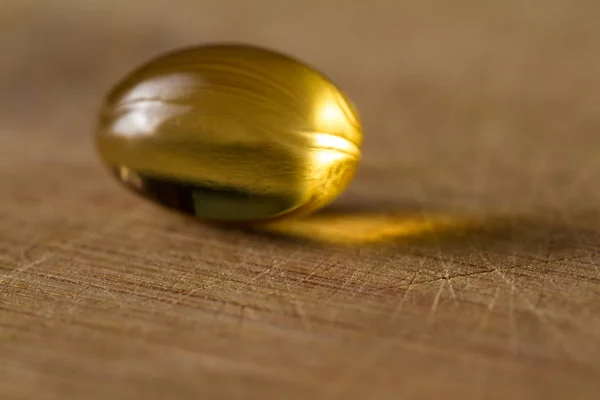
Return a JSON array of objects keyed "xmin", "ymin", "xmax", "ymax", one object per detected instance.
[{"xmin": 96, "ymin": 44, "xmax": 363, "ymax": 223}]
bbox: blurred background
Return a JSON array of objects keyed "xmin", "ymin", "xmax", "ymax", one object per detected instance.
[{"xmin": 2, "ymin": 0, "xmax": 600, "ymax": 218}]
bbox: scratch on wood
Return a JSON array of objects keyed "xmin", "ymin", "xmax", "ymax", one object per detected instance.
[
  {"xmin": 300, "ymin": 256, "xmax": 332, "ymax": 284},
  {"xmin": 281, "ymin": 272, "xmax": 312, "ymax": 334},
  {"xmin": 18, "ymin": 226, "xmax": 78, "ymax": 265},
  {"xmin": 432, "ymin": 240, "xmax": 459, "ymax": 302},
  {"xmin": 164, "ymin": 284, "xmax": 208, "ymax": 309},
  {"xmin": 477, "ymin": 253, "xmax": 583, "ymax": 361},
  {"xmin": 350, "ymin": 266, "xmax": 375, "ymax": 300},
  {"xmin": 0, "ymin": 255, "xmax": 47, "ymax": 289},
  {"xmin": 166, "ymin": 265, "xmax": 197, "ymax": 292},
  {"xmin": 390, "ymin": 270, "xmax": 418, "ymax": 322},
  {"xmin": 508, "ymin": 266, "xmax": 518, "ymax": 353},
  {"xmin": 233, "ymin": 256, "xmax": 283, "ymax": 295},
  {"xmin": 291, "ymin": 298, "xmax": 312, "ymax": 334},
  {"xmin": 442, "ymin": 256, "xmax": 458, "ymax": 302},
  {"xmin": 471, "ymin": 286, "xmax": 501, "ymax": 338},
  {"xmin": 322, "ymin": 266, "xmax": 362, "ymax": 306},
  {"xmin": 428, "ymin": 279, "xmax": 445, "ymax": 325}
]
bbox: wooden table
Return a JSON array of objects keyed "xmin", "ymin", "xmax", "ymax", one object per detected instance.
[{"xmin": 1, "ymin": 1, "xmax": 599, "ymax": 398}]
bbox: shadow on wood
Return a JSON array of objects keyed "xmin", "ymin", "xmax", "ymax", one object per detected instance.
[{"xmin": 252, "ymin": 204, "xmax": 594, "ymax": 259}]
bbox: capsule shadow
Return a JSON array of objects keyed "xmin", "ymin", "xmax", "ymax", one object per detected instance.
[{"xmin": 252, "ymin": 202, "xmax": 591, "ymax": 257}]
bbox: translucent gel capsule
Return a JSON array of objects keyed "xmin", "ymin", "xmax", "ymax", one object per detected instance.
[{"xmin": 96, "ymin": 44, "xmax": 363, "ymax": 223}]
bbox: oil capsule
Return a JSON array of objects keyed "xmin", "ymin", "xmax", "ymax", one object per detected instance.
[{"xmin": 96, "ymin": 44, "xmax": 363, "ymax": 224}]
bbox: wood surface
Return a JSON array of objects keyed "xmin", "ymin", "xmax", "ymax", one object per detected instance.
[{"xmin": 1, "ymin": 0, "xmax": 600, "ymax": 399}]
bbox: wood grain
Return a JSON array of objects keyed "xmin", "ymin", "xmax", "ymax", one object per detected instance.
[{"xmin": 1, "ymin": 0, "xmax": 599, "ymax": 399}]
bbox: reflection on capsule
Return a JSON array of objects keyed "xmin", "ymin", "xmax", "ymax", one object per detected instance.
[{"xmin": 96, "ymin": 43, "xmax": 363, "ymax": 223}]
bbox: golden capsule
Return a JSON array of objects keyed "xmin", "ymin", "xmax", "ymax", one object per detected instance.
[{"xmin": 96, "ymin": 44, "xmax": 362, "ymax": 224}]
